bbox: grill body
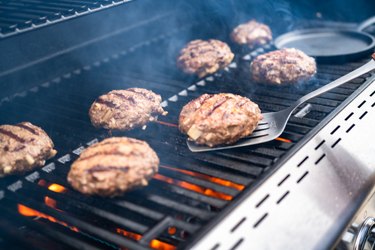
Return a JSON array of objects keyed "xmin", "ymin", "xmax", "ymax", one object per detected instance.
[{"xmin": 0, "ymin": 1, "xmax": 375, "ymax": 250}]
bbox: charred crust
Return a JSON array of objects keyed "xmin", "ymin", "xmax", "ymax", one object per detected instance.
[
  {"xmin": 177, "ymin": 39, "xmax": 234, "ymax": 78},
  {"xmin": 89, "ymin": 88, "xmax": 165, "ymax": 131},
  {"xmin": 15, "ymin": 122, "xmax": 40, "ymax": 135},
  {"xmin": 179, "ymin": 93, "xmax": 262, "ymax": 147},
  {"xmin": 126, "ymin": 88, "xmax": 156, "ymax": 102},
  {"xmin": 87, "ymin": 165, "xmax": 130, "ymax": 174},
  {"xmin": 251, "ymin": 48, "xmax": 316, "ymax": 85},
  {"xmin": 67, "ymin": 137, "xmax": 159, "ymax": 197},
  {"xmin": 111, "ymin": 92, "xmax": 137, "ymax": 105},
  {"xmin": 206, "ymin": 96, "xmax": 231, "ymax": 117},
  {"xmin": 0, "ymin": 128, "xmax": 27, "ymax": 143},
  {"xmin": 95, "ymin": 98, "xmax": 117, "ymax": 108},
  {"xmin": 0, "ymin": 123, "xmax": 55, "ymax": 176},
  {"xmin": 231, "ymin": 20, "xmax": 272, "ymax": 49}
]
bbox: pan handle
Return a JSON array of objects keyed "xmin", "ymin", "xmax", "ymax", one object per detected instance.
[{"xmin": 357, "ymin": 16, "xmax": 375, "ymax": 32}]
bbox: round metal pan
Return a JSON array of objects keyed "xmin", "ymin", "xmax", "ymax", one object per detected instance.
[{"xmin": 274, "ymin": 17, "xmax": 375, "ymax": 63}]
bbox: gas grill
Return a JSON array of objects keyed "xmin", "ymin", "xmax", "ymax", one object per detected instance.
[{"xmin": 1, "ymin": 1, "xmax": 375, "ymax": 250}]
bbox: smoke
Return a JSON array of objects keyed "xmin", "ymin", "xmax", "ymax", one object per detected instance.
[{"xmin": 3, "ymin": 0, "xmax": 375, "ymax": 105}]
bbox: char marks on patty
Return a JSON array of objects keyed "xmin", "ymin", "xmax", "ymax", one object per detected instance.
[
  {"xmin": 179, "ymin": 93, "xmax": 262, "ymax": 147},
  {"xmin": 251, "ymin": 48, "xmax": 317, "ymax": 85},
  {"xmin": 231, "ymin": 20, "xmax": 272, "ymax": 49},
  {"xmin": 89, "ymin": 88, "xmax": 167, "ymax": 131},
  {"xmin": 67, "ymin": 137, "xmax": 159, "ymax": 197},
  {"xmin": 177, "ymin": 39, "xmax": 234, "ymax": 78},
  {"xmin": 0, "ymin": 122, "xmax": 57, "ymax": 177}
]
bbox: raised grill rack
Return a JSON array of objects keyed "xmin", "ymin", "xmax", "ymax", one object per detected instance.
[
  {"xmin": 0, "ymin": 0, "xmax": 134, "ymax": 37},
  {"xmin": 0, "ymin": 21, "xmax": 372, "ymax": 249}
]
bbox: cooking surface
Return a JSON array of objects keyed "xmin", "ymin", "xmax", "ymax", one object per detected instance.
[{"xmin": 0, "ymin": 21, "xmax": 372, "ymax": 249}]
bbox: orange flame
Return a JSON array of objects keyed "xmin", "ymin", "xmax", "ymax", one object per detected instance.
[
  {"xmin": 43, "ymin": 184, "xmax": 67, "ymax": 210},
  {"xmin": 45, "ymin": 196, "xmax": 58, "ymax": 209},
  {"xmin": 155, "ymin": 120, "xmax": 178, "ymax": 128},
  {"xmin": 116, "ymin": 228, "xmax": 175, "ymax": 250},
  {"xmin": 168, "ymin": 227, "xmax": 176, "ymax": 235},
  {"xmin": 18, "ymin": 204, "xmax": 79, "ymax": 232},
  {"xmin": 116, "ymin": 228, "xmax": 142, "ymax": 240},
  {"xmin": 150, "ymin": 240, "xmax": 175, "ymax": 250},
  {"xmin": 160, "ymin": 166, "xmax": 244, "ymax": 191},
  {"xmin": 153, "ymin": 174, "xmax": 232, "ymax": 200},
  {"xmin": 276, "ymin": 137, "xmax": 292, "ymax": 143},
  {"xmin": 48, "ymin": 183, "xmax": 67, "ymax": 193}
]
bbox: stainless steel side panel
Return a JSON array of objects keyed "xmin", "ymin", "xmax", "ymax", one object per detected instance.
[{"xmin": 192, "ymin": 78, "xmax": 375, "ymax": 250}]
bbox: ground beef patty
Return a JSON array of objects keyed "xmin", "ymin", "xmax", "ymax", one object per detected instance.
[
  {"xmin": 179, "ymin": 93, "xmax": 262, "ymax": 147},
  {"xmin": 231, "ymin": 20, "xmax": 272, "ymax": 49},
  {"xmin": 251, "ymin": 48, "xmax": 317, "ymax": 85},
  {"xmin": 0, "ymin": 122, "xmax": 56, "ymax": 177},
  {"xmin": 89, "ymin": 88, "xmax": 167, "ymax": 131},
  {"xmin": 67, "ymin": 137, "xmax": 159, "ymax": 197},
  {"xmin": 177, "ymin": 39, "xmax": 234, "ymax": 78}
]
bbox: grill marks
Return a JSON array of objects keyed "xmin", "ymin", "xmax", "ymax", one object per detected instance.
[
  {"xmin": 180, "ymin": 93, "xmax": 262, "ymax": 146},
  {"xmin": 4, "ymin": 144, "xmax": 26, "ymax": 152},
  {"xmin": 76, "ymin": 139, "xmax": 143, "ymax": 174},
  {"xmin": 67, "ymin": 137, "xmax": 159, "ymax": 196},
  {"xmin": 0, "ymin": 123, "xmax": 56, "ymax": 176},
  {"xmin": 87, "ymin": 165, "xmax": 130, "ymax": 174},
  {"xmin": 96, "ymin": 98, "xmax": 117, "ymax": 108},
  {"xmin": 199, "ymin": 94, "xmax": 215, "ymax": 106},
  {"xmin": 184, "ymin": 93, "xmax": 215, "ymax": 118},
  {"xmin": 231, "ymin": 20, "xmax": 272, "ymax": 49},
  {"xmin": 177, "ymin": 39, "xmax": 234, "ymax": 77},
  {"xmin": 15, "ymin": 123, "xmax": 40, "ymax": 135},
  {"xmin": 199, "ymin": 95, "xmax": 248, "ymax": 118},
  {"xmin": 237, "ymin": 99, "xmax": 248, "ymax": 107},
  {"xmin": 89, "ymin": 88, "xmax": 166, "ymax": 131},
  {"xmin": 111, "ymin": 92, "xmax": 137, "ymax": 105},
  {"xmin": 88, "ymin": 138, "xmax": 143, "ymax": 150},
  {"xmin": 0, "ymin": 128, "xmax": 27, "ymax": 143},
  {"xmin": 207, "ymin": 97, "xmax": 231, "ymax": 116},
  {"xmin": 78, "ymin": 150, "xmax": 135, "ymax": 162},
  {"xmin": 96, "ymin": 90, "xmax": 139, "ymax": 108},
  {"xmin": 97, "ymin": 89, "xmax": 158, "ymax": 109},
  {"xmin": 127, "ymin": 88, "xmax": 156, "ymax": 102}
]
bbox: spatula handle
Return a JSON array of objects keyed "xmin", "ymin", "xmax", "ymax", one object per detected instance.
[{"xmin": 289, "ymin": 53, "xmax": 375, "ymax": 111}]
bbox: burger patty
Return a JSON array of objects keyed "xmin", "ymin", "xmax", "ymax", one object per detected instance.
[
  {"xmin": 231, "ymin": 20, "xmax": 272, "ymax": 49},
  {"xmin": 179, "ymin": 93, "xmax": 262, "ymax": 147},
  {"xmin": 0, "ymin": 122, "xmax": 57, "ymax": 177},
  {"xmin": 251, "ymin": 48, "xmax": 317, "ymax": 85},
  {"xmin": 177, "ymin": 39, "xmax": 234, "ymax": 78},
  {"xmin": 89, "ymin": 88, "xmax": 167, "ymax": 131},
  {"xmin": 67, "ymin": 137, "xmax": 159, "ymax": 197}
]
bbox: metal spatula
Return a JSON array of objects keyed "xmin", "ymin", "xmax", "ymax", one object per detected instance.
[{"xmin": 188, "ymin": 53, "xmax": 375, "ymax": 152}]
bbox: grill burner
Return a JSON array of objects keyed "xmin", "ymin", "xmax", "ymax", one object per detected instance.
[{"xmin": 0, "ymin": 4, "xmax": 374, "ymax": 249}]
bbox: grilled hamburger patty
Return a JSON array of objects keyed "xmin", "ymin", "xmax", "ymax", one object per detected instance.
[
  {"xmin": 0, "ymin": 122, "xmax": 56, "ymax": 176},
  {"xmin": 177, "ymin": 39, "xmax": 234, "ymax": 78},
  {"xmin": 251, "ymin": 48, "xmax": 317, "ymax": 85},
  {"xmin": 231, "ymin": 20, "xmax": 272, "ymax": 49},
  {"xmin": 67, "ymin": 137, "xmax": 159, "ymax": 197},
  {"xmin": 89, "ymin": 88, "xmax": 167, "ymax": 131},
  {"xmin": 179, "ymin": 93, "xmax": 262, "ymax": 147}
]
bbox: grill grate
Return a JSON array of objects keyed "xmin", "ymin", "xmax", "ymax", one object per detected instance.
[
  {"xmin": 0, "ymin": 0, "xmax": 132, "ymax": 37},
  {"xmin": 0, "ymin": 26, "xmax": 372, "ymax": 249}
]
